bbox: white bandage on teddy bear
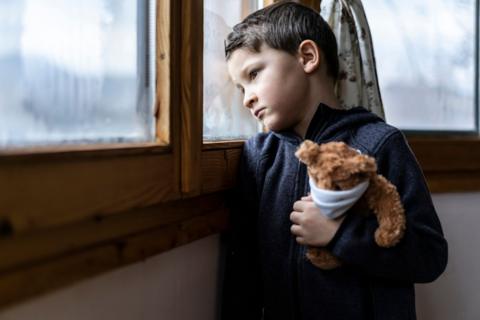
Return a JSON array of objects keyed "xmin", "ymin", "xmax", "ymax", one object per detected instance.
[{"xmin": 308, "ymin": 177, "xmax": 369, "ymax": 219}]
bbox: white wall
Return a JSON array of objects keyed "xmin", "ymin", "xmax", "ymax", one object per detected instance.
[
  {"xmin": 416, "ymin": 192, "xmax": 480, "ymax": 320},
  {"xmin": 0, "ymin": 193, "xmax": 477, "ymax": 320},
  {"xmin": 0, "ymin": 235, "xmax": 222, "ymax": 320}
]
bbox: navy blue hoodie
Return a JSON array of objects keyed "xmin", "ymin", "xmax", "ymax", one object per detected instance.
[{"xmin": 221, "ymin": 104, "xmax": 448, "ymax": 320}]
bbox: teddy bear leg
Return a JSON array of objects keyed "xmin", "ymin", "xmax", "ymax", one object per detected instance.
[
  {"xmin": 372, "ymin": 205, "xmax": 406, "ymax": 247},
  {"xmin": 374, "ymin": 213, "xmax": 406, "ymax": 247},
  {"xmin": 372, "ymin": 194, "xmax": 406, "ymax": 247},
  {"xmin": 375, "ymin": 197, "xmax": 406, "ymax": 248},
  {"xmin": 369, "ymin": 176, "xmax": 406, "ymax": 247},
  {"xmin": 306, "ymin": 247, "xmax": 342, "ymax": 270}
]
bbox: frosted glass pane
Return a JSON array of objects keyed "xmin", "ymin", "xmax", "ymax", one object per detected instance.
[
  {"xmin": 0, "ymin": 0, "xmax": 156, "ymax": 148},
  {"xmin": 363, "ymin": 0, "xmax": 475, "ymax": 131},
  {"xmin": 203, "ymin": 0, "xmax": 262, "ymax": 141}
]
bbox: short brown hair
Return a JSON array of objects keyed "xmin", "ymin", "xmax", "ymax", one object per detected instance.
[{"xmin": 224, "ymin": 1, "xmax": 339, "ymax": 80}]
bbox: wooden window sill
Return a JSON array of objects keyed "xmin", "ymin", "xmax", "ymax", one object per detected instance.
[
  {"xmin": 408, "ymin": 136, "xmax": 480, "ymax": 193},
  {"xmin": 202, "ymin": 137, "xmax": 480, "ymax": 194}
]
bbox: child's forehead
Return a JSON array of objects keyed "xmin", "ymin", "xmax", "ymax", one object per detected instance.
[
  {"xmin": 229, "ymin": 47, "xmax": 263, "ymax": 64},
  {"xmin": 226, "ymin": 48, "xmax": 263, "ymax": 78}
]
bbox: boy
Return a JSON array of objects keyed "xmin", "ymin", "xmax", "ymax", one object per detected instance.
[{"xmin": 221, "ymin": 2, "xmax": 448, "ymax": 320}]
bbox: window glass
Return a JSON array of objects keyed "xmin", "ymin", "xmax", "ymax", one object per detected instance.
[
  {"xmin": 203, "ymin": 0, "xmax": 262, "ymax": 141},
  {"xmin": 363, "ymin": 0, "xmax": 476, "ymax": 131},
  {"xmin": 0, "ymin": 0, "xmax": 156, "ymax": 148}
]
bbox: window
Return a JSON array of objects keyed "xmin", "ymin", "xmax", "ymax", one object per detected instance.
[
  {"xmin": 363, "ymin": 0, "xmax": 477, "ymax": 132},
  {"xmin": 0, "ymin": 0, "xmax": 157, "ymax": 149},
  {"xmin": 360, "ymin": 0, "xmax": 480, "ymax": 193},
  {"xmin": 203, "ymin": 0, "xmax": 262, "ymax": 141}
]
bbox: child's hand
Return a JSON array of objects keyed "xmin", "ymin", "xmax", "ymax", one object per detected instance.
[{"xmin": 290, "ymin": 195, "xmax": 346, "ymax": 247}]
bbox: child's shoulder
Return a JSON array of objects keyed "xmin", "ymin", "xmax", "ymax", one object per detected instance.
[
  {"xmin": 243, "ymin": 132, "xmax": 272, "ymax": 159},
  {"xmin": 352, "ymin": 120, "xmax": 405, "ymax": 156},
  {"xmin": 352, "ymin": 121, "xmax": 418, "ymax": 177}
]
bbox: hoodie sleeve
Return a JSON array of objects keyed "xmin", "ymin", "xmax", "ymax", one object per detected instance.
[
  {"xmin": 221, "ymin": 139, "xmax": 264, "ymax": 320},
  {"xmin": 327, "ymin": 130, "xmax": 448, "ymax": 283}
]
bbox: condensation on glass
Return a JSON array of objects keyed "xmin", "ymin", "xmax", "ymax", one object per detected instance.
[
  {"xmin": 203, "ymin": 0, "xmax": 263, "ymax": 141},
  {"xmin": 363, "ymin": 0, "xmax": 476, "ymax": 131},
  {"xmin": 0, "ymin": 0, "xmax": 156, "ymax": 148}
]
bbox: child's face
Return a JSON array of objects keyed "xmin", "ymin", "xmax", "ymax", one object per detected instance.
[{"xmin": 227, "ymin": 44, "xmax": 312, "ymax": 133}]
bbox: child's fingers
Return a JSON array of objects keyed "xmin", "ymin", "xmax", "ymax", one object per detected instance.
[
  {"xmin": 293, "ymin": 200, "xmax": 308, "ymax": 211},
  {"xmin": 290, "ymin": 224, "xmax": 303, "ymax": 236},
  {"xmin": 301, "ymin": 195, "xmax": 313, "ymax": 201},
  {"xmin": 295, "ymin": 236, "xmax": 306, "ymax": 245},
  {"xmin": 289, "ymin": 211, "xmax": 302, "ymax": 224}
]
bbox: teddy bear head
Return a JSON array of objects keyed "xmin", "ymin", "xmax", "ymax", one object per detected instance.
[{"xmin": 295, "ymin": 140, "xmax": 377, "ymax": 190}]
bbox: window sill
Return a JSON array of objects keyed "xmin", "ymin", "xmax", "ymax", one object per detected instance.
[
  {"xmin": 408, "ymin": 136, "xmax": 480, "ymax": 193},
  {"xmin": 202, "ymin": 137, "xmax": 480, "ymax": 193}
]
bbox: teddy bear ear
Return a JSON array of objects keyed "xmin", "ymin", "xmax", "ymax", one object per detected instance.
[{"xmin": 295, "ymin": 140, "xmax": 321, "ymax": 165}]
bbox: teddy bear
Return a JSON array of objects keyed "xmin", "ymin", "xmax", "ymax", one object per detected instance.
[{"xmin": 295, "ymin": 140, "xmax": 406, "ymax": 270}]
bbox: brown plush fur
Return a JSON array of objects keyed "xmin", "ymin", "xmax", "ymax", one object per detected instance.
[{"xmin": 295, "ymin": 140, "xmax": 406, "ymax": 270}]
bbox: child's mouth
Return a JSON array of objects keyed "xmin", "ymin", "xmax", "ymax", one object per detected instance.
[{"xmin": 254, "ymin": 107, "xmax": 266, "ymax": 119}]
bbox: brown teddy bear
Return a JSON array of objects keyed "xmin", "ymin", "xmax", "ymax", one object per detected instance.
[{"xmin": 295, "ymin": 140, "xmax": 406, "ymax": 270}]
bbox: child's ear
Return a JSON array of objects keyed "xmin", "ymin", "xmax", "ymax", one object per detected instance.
[{"xmin": 297, "ymin": 40, "xmax": 320, "ymax": 74}]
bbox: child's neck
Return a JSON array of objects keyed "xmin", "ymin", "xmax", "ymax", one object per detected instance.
[{"xmin": 294, "ymin": 78, "xmax": 340, "ymax": 139}]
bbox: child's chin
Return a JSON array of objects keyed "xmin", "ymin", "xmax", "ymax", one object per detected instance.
[
  {"xmin": 263, "ymin": 120, "xmax": 282, "ymax": 132},
  {"xmin": 267, "ymin": 123, "xmax": 290, "ymax": 133}
]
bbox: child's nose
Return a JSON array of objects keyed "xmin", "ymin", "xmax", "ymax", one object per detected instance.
[{"xmin": 243, "ymin": 92, "xmax": 257, "ymax": 109}]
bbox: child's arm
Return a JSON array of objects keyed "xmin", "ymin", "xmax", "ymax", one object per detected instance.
[
  {"xmin": 221, "ymin": 140, "xmax": 263, "ymax": 320},
  {"xmin": 325, "ymin": 131, "xmax": 448, "ymax": 283}
]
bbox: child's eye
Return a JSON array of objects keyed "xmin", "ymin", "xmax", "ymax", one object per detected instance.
[{"xmin": 249, "ymin": 70, "xmax": 258, "ymax": 80}]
